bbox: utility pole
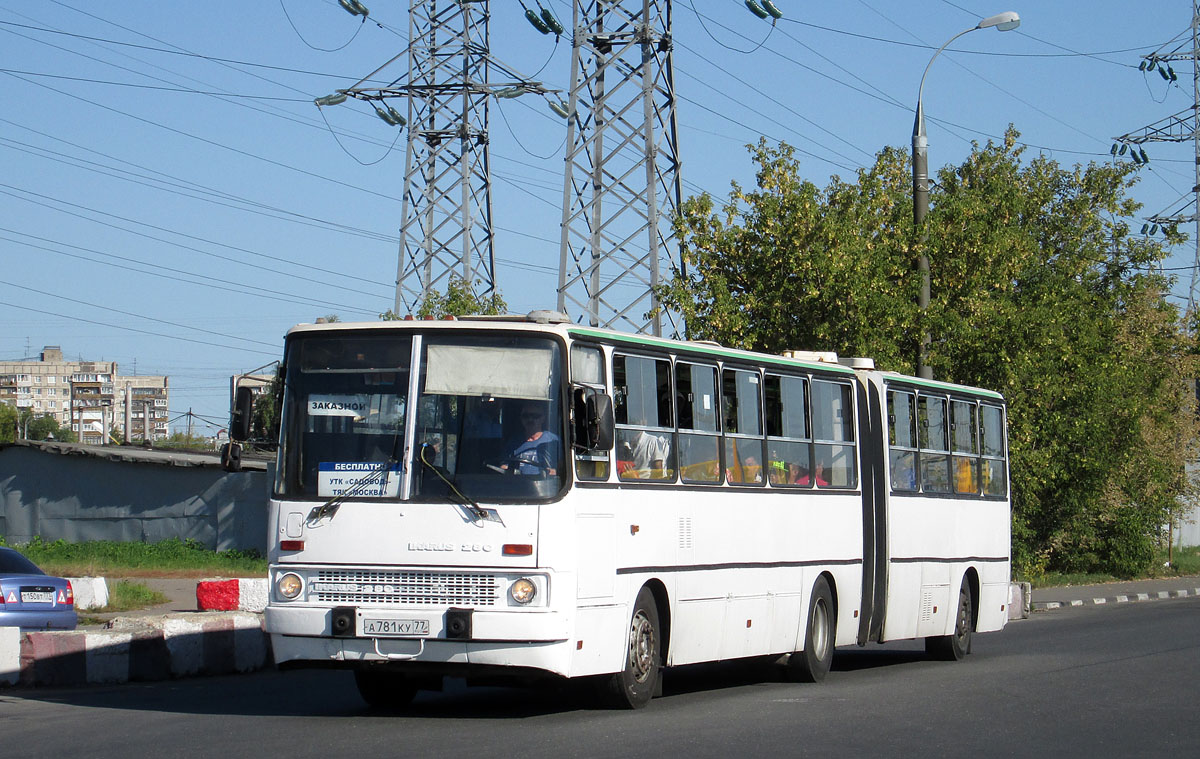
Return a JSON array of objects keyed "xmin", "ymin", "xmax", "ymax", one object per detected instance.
[
  {"xmin": 557, "ymin": 0, "xmax": 682, "ymax": 336},
  {"xmin": 1114, "ymin": 0, "xmax": 1200, "ymax": 313}
]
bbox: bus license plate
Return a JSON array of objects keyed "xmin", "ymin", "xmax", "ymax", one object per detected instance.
[
  {"xmin": 361, "ymin": 618, "xmax": 431, "ymax": 637},
  {"xmin": 21, "ymin": 591, "xmax": 54, "ymax": 604}
]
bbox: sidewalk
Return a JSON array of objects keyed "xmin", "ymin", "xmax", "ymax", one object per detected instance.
[
  {"xmin": 80, "ymin": 577, "xmax": 202, "ymax": 625},
  {"xmin": 1031, "ymin": 575, "xmax": 1200, "ymax": 611}
]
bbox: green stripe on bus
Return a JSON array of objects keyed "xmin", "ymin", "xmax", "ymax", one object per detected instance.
[{"xmin": 567, "ymin": 327, "xmax": 856, "ymax": 375}]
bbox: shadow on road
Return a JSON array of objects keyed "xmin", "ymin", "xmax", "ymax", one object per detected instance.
[{"xmin": 9, "ymin": 645, "xmax": 937, "ymax": 718}]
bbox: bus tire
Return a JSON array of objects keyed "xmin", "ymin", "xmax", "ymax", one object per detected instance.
[
  {"xmin": 603, "ymin": 586, "xmax": 661, "ymax": 709},
  {"xmin": 787, "ymin": 576, "xmax": 835, "ymax": 683},
  {"xmin": 354, "ymin": 669, "xmax": 418, "ymax": 709},
  {"xmin": 926, "ymin": 577, "xmax": 973, "ymax": 661}
]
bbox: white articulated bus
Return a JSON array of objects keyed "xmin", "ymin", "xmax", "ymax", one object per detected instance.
[{"xmin": 239, "ymin": 312, "xmax": 1010, "ymax": 708}]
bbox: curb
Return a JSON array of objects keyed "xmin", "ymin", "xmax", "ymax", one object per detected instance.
[
  {"xmin": 1, "ymin": 612, "xmax": 269, "ymax": 688},
  {"xmin": 196, "ymin": 578, "xmax": 269, "ymax": 613},
  {"xmin": 1032, "ymin": 587, "xmax": 1199, "ymax": 612}
]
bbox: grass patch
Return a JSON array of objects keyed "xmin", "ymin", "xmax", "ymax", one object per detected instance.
[
  {"xmin": 94, "ymin": 580, "xmax": 168, "ymax": 612},
  {"xmin": 1017, "ymin": 545, "xmax": 1200, "ymax": 588},
  {"xmin": 0, "ymin": 536, "xmax": 266, "ymax": 578}
]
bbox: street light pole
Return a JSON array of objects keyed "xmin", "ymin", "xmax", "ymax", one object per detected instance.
[{"xmin": 913, "ymin": 11, "xmax": 1020, "ymax": 380}]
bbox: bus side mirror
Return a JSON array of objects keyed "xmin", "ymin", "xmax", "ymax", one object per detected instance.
[
  {"xmin": 573, "ymin": 387, "xmax": 614, "ymax": 452},
  {"xmin": 230, "ymin": 385, "xmax": 255, "ymax": 443}
]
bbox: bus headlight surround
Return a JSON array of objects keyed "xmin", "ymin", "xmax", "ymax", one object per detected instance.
[
  {"xmin": 510, "ymin": 577, "xmax": 537, "ymax": 605},
  {"xmin": 277, "ymin": 572, "xmax": 304, "ymax": 600}
]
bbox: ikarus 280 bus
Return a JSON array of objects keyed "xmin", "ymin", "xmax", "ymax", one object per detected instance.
[{"xmin": 229, "ymin": 311, "xmax": 1011, "ymax": 708}]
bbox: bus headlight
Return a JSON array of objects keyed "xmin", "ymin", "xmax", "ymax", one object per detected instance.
[
  {"xmin": 509, "ymin": 578, "xmax": 537, "ymax": 605},
  {"xmin": 277, "ymin": 572, "xmax": 304, "ymax": 600}
]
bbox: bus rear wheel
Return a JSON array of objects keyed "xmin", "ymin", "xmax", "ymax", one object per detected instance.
[
  {"xmin": 354, "ymin": 669, "xmax": 419, "ymax": 709},
  {"xmin": 787, "ymin": 576, "xmax": 835, "ymax": 683},
  {"xmin": 926, "ymin": 578, "xmax": 973, "ymax": 661},
  {"xmin": 602, "ymin": 586, "xmax": 661, "ymax": 709}
]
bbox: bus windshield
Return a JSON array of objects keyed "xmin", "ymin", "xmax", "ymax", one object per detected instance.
[
  {"xmin": 276, "ymin": 331, "xmax": 566, "ymax": 503},
  {"xmin": 412, "ymin": 334, "xmax": 565, "ymax": 502}
]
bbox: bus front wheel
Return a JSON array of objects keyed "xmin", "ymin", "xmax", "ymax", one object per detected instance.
[
  {"xmin": 926, "ymin": 577, "xmax": 973, "ymax": 661},
  {"xmin": 603, "ymin": 586, "xmax": 662, "ymax": 709},
  {"xmin": 787, "ymin": 576, "xmax": 835, "ymax": 683}
]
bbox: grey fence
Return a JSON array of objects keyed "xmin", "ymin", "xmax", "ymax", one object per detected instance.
[{"xmin": 0, "ymin": 442, "xmax": 269, "ymax": 553}]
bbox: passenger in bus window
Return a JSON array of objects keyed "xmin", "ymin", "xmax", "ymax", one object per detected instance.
[
  {"xmin": 504, "ymin": 402, "xmax": 560, "ymax": 475},
  {"xmin": 793, "ymin": 464, "xmax": 828, "ymax": 487},
  {"xmin": 622, "ymin": 429, "xmax": 670, "ymax": 474}
]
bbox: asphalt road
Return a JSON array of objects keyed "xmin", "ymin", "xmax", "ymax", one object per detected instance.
[{"xmin": 4, "ymin": 599, "xmax": 1198, "ymax": 759}]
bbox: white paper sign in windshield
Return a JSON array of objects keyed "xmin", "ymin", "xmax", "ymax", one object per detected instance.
[
  {"xmin": 318, "ymin": 462, "xmax": 401, "ymax": 498},
  {"xmin": 308, "ymin": 394, "xmax": 370, "ymax": 417}
]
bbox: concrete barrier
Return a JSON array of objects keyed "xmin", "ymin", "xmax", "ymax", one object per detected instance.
[
  {"xmin": 0, "ymin": 612, "xmax": 269, "ymax": 688},
  {"xmin": 68, "ymin": 577, "xmax": 110, "ymax": 610},
  {"xmin": 1, "ymin": 626, "xmax": 19, "ymax": 685},
  {"xmin": 196, "ymin": 578, "xmax": 269, "ymax": 613},
  {"xmin": 1008, "ymin": 581, "xmax": 1031, "ymax": 620}
]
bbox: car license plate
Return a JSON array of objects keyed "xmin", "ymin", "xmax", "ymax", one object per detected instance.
[
  {"xmin": 21, "ymin": 591, "xmax": 54, "ymax": 604},
  {"xmin": 361, "ymin": 618, "xmax": 430, "ymax": 637}
]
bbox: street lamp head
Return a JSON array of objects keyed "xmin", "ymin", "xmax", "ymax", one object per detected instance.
[{"xmin": 977, "ymin": 12, "xmax": 1020, "ymax": 32}]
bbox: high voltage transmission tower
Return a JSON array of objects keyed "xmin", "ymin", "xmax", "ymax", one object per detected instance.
[
  {"xmin": 318, "ymin": 1, "xmax": 690, "ymax": 333},
  {"xmin": 321, "ymin": 1, "xmax": 554, "ymax": 315},
  {"xmin": 1114, "ymin": 0, "xmax": 1200, "ymax": 313},
  {"xmin": 557, "ymin": 0, "xmax": 682, "ymax": 336}
]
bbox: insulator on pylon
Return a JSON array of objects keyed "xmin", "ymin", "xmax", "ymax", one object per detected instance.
[
  {"xmin": 1110, "ymin": 144, "xmax": 1119, "ymax": 155},
  {"xmin": 1118, "ymin": 144, "xmax": 1128, "ymax": 155},
  {"xmin": 1159, "ymin": 66, "xmax": 1171, "ymax": 81},
  {"xmin": 540, "ymin": 7, "xmax": 564, "ymax": 36},
  {"xmin": 1141, "ymin": 223, "xmax": 1150, "ymax": 234},
  {"xmin": 525, "ymin": 8, "xmax": 551, "ymax": 34},
  {"xmin": 1140, "ymin": 148, "xmax": 1149, "ymax": 163},
  {"xmin": 745, "ymin": 1, "xmax": 769, "ymax": 20},
  {"xmin": 314, "ymin": 92, "xmax": 348, "ymax": 107},
  {"xmin": 762, "ymin": 0, "xmax": 784, "ymax": 19},
  {"xmin": 1150, "ymin": 224, "xmax": 1159, "ymax": 235}
]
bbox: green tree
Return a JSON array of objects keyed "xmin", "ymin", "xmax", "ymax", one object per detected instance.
[
  {"xmin": 0, "ymin": 407, "xmax": 76, "ymax": 443},
  {"xmin": 659, "ymin": 130, "xmax": 1199, "ymax": 577},
  {"xmin": 0, "ymin": 403, "xmax": 15, "ymax": 443},
  {"xmin": 380, "ymin": 277, "xmax": 507, "ymax": 320}
]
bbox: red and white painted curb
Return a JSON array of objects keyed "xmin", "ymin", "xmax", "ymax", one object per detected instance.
[
  {"xmin": 1, "ymin": 612, "xmax": 269, "ymax": 687},
  {"xmin": 196, "ymin": 578, "xmax": 269, "ymax": 613}
]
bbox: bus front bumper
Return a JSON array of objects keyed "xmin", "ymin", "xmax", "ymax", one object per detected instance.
[{"xmin": 266, "ymin": 604, "xmax": 573, "ymax": 674}]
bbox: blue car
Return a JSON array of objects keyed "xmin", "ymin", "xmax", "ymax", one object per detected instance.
[{"xmin": 0, "ymin": 547, "xmax": 78, "ymax": 631}]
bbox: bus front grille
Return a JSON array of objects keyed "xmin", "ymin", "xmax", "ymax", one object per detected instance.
[{"xmin": 312, "ymin": 569, "xmax": 500, "ymax": 607}]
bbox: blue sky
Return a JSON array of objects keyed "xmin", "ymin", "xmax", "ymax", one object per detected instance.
[{"xmin": 2, "ymin": 0, "xmax": 1196, "ymax": 433}]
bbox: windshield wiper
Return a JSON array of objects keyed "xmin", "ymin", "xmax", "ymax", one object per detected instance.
[{"xmin": 417, "ymin": 444, "xmax": 500, "ymax": 524}]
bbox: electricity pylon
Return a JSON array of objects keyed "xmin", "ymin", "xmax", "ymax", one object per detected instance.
[
  {"xmin": 557, "ymin": 0, "xmax": 682, "ymax": 336},
  {"xmin": 336, "ymin": 2, "xmax": 551, "ymax": 315},
  {"xmin": 1114, "ymin": 1, "xmax": 1200, "ymax": 313}
]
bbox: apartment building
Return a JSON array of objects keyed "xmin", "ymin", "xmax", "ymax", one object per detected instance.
[{"xmin": 0, "ymin": 346, "xmax": 169, "ymax": 443}]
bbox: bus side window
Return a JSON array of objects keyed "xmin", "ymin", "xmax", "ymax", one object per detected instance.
[
  {"xmin": 951, "ymin": 400, "xmax": 979, "ymax": 494},
  {"xmin": 723, "ymin": 368, "xmax": 765, "ymax": 485},
  {"xmin": 614, "ymin": 354, "xmax": 676, "ymax": 482},
  {"xmin": 765, "ymin": 374, "xmax": 812, "ymax": 487},
  {"xmin": 571, "ymin": 345, "xmax": 609, "ymax": 481},
  {"xmin": 677, "ymin": 362, "xmax": 721, "ymax": 484},
  {"xmin": 980, "ymin": 403, "xmax": 1007, "ymax": 496},
  {"xmin": 918, "ymin": 395, "xmax": 950, "ymax": 493},
  {"xmin": 811, "ymin": 379, "xmax": 857, "ymax": 488},
  {"xmin": 888, "ymin": 389, "xmax": 918, "ymax": 491}
]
